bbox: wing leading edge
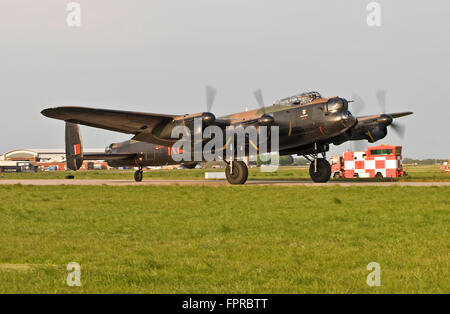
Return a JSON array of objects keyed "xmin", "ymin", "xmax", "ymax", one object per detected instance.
[{"xmin": 42, "ymin": 106, "xmax": 179, "ymax": 146}]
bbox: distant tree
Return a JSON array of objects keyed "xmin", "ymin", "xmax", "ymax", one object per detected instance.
[
  {"xmin": 256, "ymin": 154, "xmax": 269, "ymax": 166},
  {"xmin": 293, "ymin": 156, "xmax": 309, "ymax": 166},
  {"xmin": 255, "ymin": 154, "xmax": 293, "ymax": 166},
  {"xmin": 403, "ymin": 158, "xmax": 446, "ymax": 165},
  {"xmin": 403, "ymin": 158, "xmax": 419, "ymax": 164},
  {"xmin": 279, "ymin": 155, "xmax": 294, "ymax": 166}
]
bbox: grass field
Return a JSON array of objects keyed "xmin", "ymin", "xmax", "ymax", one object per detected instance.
[
  {"xmin": 1, "ymin": 165, "xmax": 449, "ymax": 182},
  {"xmin": 0, "ymin": 184, "xmax": 448, "ymax": 293}
]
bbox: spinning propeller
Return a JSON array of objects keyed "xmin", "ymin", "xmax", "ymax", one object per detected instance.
[
  {"xmin": 253, "ymin": 88, "xmax": 267, "ymax": 114},
  {"xmin": 350, "ymin": 92, "xmax": 366, "ymax": 116},
  {"xmin": 375, "ymin": 90, "xmax": 406, "ymax": 139},
  {"xmin": 352, "ymin": 90, "xmax": 407, "ymax": 139},
  {"xmin": 205, "ymin": 85, "xmax": 217, "ymax": 113}
]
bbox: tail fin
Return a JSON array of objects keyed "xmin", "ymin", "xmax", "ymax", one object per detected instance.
[{"xmin": 65, "ymin": 122, "xmax": 84, "ymax": 170}]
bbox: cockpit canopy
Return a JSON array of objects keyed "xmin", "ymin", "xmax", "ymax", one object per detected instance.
[{"xmin": 273, "ymin": 91, "xmax": 322, "ymax": 106}]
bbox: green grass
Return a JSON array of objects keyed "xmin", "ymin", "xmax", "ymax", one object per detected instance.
[
  {"xmin": 1, "ymin": 165, "xmax": 449, "ymax": 181},
  {"xmin": 401, "ymin": 165, "xmax": 450, "ymax": 181},
  {"xmin": 0, "ymin": 169, "xmax": 209, "ymax": 180},
  {"xmin": 0, "ymin": 185, "xmax": 448, "ymax": 293}
]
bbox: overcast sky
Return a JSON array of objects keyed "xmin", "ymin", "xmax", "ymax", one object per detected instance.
[{"xmin": 0, "ymin": 0, "xmax": 448, "ymax": 158}]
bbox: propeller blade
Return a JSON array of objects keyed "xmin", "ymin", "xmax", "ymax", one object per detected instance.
[
  {"xmin": 389, "ymin": 122, "xmax": 406, "ymax": 139},
  {"xmin": 375, "ymin": 90, "xmax": 386, "ymax": 114},
  {"xmin": 253, "ymin": 88, "xmax": 266, "ymax": 114},
  {"xmin": 351, "ymin": 92, "xmax": 366, "ymax": 115},
  {"xmin": 206, "ymin": 85, "xmax": 217, "ymax": 112}
]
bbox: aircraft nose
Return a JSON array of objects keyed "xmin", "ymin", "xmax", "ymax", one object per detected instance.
[{"xmin": 341, "ymin": 110, "xmax": 357, "ymax": 128}]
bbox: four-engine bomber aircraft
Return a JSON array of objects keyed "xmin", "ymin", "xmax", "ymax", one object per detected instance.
[{"xmin": 41, "ymin": 89, "xmax": 412, "ymax": 184}]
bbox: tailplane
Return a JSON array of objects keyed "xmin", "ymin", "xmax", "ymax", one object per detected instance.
[{"xmin": 65, "ymin": 122, "xmax": 84, "ymax": 170}]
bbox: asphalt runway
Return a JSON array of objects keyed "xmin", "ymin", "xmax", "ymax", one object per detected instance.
[{"xmin": 1, "ymin": 179, "xmax": 449, "ymax": 187}]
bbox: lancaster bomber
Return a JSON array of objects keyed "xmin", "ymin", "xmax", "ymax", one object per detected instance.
[{"xmin": 41, "ymin": 88, "xmax": 412, "ymax": 184}]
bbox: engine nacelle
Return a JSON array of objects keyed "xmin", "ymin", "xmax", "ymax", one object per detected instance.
[
  {"xmin": 157, "ymin": 112, "xmax": 217, "ymax": 140},
  {"xmin": 258, "ymin": 114, "xmax": 275, "ymax": 125},
  {"xmin": 365, "ymin": 125, "xmax": 388, "ymax": 143},
  {"xmin": 332, "ymin": 124, "xmax": 388, "ymax": 145}
]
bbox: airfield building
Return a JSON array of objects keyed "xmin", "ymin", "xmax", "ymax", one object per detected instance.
[{"xmin": 0, "ymin": 148, "xmax": 108, "ymax": 172}]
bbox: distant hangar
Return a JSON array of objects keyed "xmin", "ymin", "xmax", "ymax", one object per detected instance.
[{"xmin": 0, "ymin": 148, "xmax": 107, "ymax": 172}]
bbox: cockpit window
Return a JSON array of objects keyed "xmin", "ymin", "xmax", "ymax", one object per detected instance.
[{"xmin": 273, "ymin": 91, "xmax": 322, "ymax": 106}]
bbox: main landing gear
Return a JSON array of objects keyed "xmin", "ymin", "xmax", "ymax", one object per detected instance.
[
  {"xmin": 134, "ymin": 168, "xmax": 144, "ymax": 182},
  {"xmin": 309, "ymin": 158, "xmax": 331, "ymax": 183},
  {"xmin": 304, "ymin": 144, "xmax": 331, "ymax": 183},
  {"xmin": 225, "ymin": 160, "xmax": 248, "ymax": 185}
]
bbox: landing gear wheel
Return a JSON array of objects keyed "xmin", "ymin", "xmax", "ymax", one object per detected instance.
[
  {"xmin": 375, "ymin": 172, "xmax": 383, "ymax": 179},
  {"xmin": 225, "ymin": 161, "xmax": 248, "ymax": 185},
  {"xmin": 309, "ymin": 158, "xmax": 331, "ymax": 183},
  {"xmin": 134, "ymin": 170, "xmax": 143, "ymax": 182},
  {"xmin": 333, "ymin": 172, "xmax": 341, "ymax": 179}
]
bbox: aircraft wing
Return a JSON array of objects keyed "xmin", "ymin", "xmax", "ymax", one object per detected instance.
[
  {"xmin": 356, "ymin": 111, "xmax": 413, "ymax": 125},
  {"xmin": 41, "ymin": 106, "xmax": 179, "ymax": 146}
]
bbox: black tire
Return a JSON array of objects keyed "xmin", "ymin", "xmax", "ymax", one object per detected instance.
[
  {"xmin": 134, "ymin": 170, "xmax": 143, "ymax": 182},
  {"xmin": 225, "ymin": 161, "xmax": 248, "ymax": 185},
  {"xmin": 309, "ymin": 158, "xmax": 331, "ymax": 183},
  {"xmin": 375, "ymin": 172, "xmax": 383, "ymax": 179},
  {"xmin": 333, "ymin": 172, "xmax": 341, "ymax": 179}
]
